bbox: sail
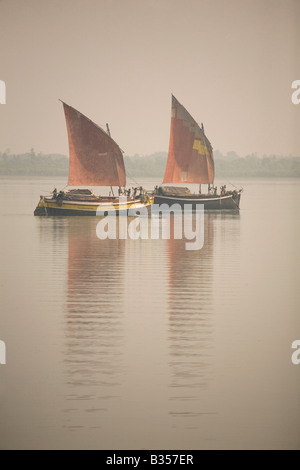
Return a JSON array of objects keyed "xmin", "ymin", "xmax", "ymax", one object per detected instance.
[
  {"xmin": 163, "ymin": 95, "xmax": 214, "ymax": 184},
  {"xmin": 62, "ymin": 101, "xmax": 126, "ymax": 187}
]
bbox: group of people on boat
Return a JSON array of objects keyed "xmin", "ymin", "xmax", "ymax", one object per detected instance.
[
  {"xmin": 118, "ymin": 186, "xmax": 144, "ymax": 199},
  {"xmin": 52, "ymin": 188, "xmax": 64, "ymax": 200},
  {"xmin": 206, "ymin": 184, "xmax": 228, "ymax": 195},
  {"xmin": 52, "ymin": 183, "xmax": 238, "ymax": 203},
  {"xmin": 207, "ymin": 185, "xmax": 218, "ymax": 195},
  {"xmin": 51, "ymin": 186, "xmax": 147, "ymax": 201}
]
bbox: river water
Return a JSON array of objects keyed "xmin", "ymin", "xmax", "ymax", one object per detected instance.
[{"xmin": 0, "ymin": 176, "xmax": 299, "ymax": 449}]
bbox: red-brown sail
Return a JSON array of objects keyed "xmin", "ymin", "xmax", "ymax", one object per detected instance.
[
  {"xmin": 62, "ymin": 101, "xmax": 126, "ymax": 187},
  {"xmin": 163, "ymin": 95, "xmax": 214, "ymax": 184}
]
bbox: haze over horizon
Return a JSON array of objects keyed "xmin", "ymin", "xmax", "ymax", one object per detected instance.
[{"xmin": 1, "ymin": 0, "xmax": 299, "ymax": 158}]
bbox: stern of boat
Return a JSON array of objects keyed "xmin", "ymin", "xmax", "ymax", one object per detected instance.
[
  {"xmin": 34, "ymin": 196, "xmax": 47, "ymax": 216},
  {"xmin": 232, "ymin": 188, "xmax": 243, "ymax": 209}
]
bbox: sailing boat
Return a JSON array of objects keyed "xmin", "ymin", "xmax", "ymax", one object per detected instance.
[
  {"xmin": 34, "ymin": 101, "xmax": 153, "ymax": 216},
  {"xmin": 154, "ymin": 95, "xmax": 242, "ymax": 210}
]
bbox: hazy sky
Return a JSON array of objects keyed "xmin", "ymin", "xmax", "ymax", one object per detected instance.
[{"xmin": 0, "ymin": 0, "xmax": 299, "ymax": 157}]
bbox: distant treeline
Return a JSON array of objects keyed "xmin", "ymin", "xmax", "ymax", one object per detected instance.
[
  {"xmin": 0, "ymin": 150, "xmax": 68, "ymax": 176},
  {"xmin": 1, "ymin": 149, "xmax": 300, "ymax": 178}
]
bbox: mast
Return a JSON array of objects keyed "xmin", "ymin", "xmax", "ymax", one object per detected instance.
[{"xmin": 106, "ymin": 123, "xmax": 114, "ymax": 195}]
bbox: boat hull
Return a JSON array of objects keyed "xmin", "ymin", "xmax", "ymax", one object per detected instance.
[
  {"xmin": 34, "ymin": 196, "xmax": 154, "ymax": 216},
  {"xmin": 154, "ymin": 191, "xmax": 242, "ymax": 210}
]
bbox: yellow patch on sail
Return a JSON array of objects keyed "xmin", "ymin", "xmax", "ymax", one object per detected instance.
[{"xmin": 193, "ymin": 139, "xmax": 207, "ymax": 156}]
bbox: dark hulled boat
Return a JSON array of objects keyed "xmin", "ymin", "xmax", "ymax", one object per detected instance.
[{"xmin": 154, "ymin": 95, "xmax": 242, "ymax": 210}]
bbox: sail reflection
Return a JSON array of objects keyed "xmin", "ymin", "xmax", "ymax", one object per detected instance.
[
  {"xmin": 166, "ymin": 213, "xmax": 215, "ymax": 423},
  {"xmin": 65, "ymin": 218, "xmax": 125, "ymax": 391}
]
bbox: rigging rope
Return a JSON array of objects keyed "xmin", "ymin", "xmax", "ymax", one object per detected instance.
[{"xmin": 125, "ymin": 169, "xmax": 142, "ymax": 188}]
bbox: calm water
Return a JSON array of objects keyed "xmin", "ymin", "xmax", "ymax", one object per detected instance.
[{"xmin": 0, "ymin": 176, "xmax": 299, "ymax": 450}]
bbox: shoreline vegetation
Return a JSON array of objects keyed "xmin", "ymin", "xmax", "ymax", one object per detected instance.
[{"xmin": 0, "ymin": 149, "xmax": 300, "ymax": 178}]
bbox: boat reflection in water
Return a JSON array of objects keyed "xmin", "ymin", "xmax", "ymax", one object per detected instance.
[
  {"xmin": 64, "ymin": 217, "xmax": 126, "ymax": 432},
  {"xmin": 165, "ymin": 213, "xmax": 215, "ymax": 435},
  {"xmin": 37, "ymin": 209, "xmax": 240, "ymax": 447},
  {"xmin": 165, "ymin": 211, "xmax": 241, "ymax": 446}
]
